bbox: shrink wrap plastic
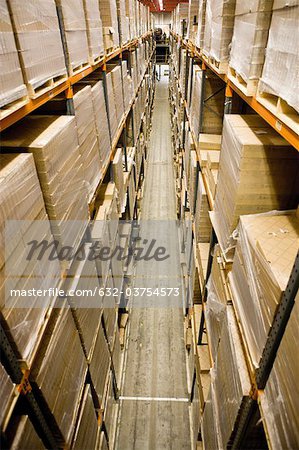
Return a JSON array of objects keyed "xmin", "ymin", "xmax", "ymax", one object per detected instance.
[
  {"xmin": 0, "ymin": 0, "xmax": 26, "ymax": 108},
  {"xmin": 229, "ymin": 210, "xmax": 299, "ymax": 368},
  {"xmin": 261, "ymin": 291, "xmax": 299, "ymax": 449},
  {"xmin": 83, "ymin": 0, "xmax": 104, "ymax": 63},
  {"xmin": 72, "ymin": 386, "xmax": 99, "ymax": 449},
  {"xmin": 196, "ymin": 0, "xmax": 207, "ymax": 49},
  {"xmin": 259, "ymin": 5, "xmax": 299, "ymax": 112},
  {"xmin": 8, "ymin": 0, "xmax": 66, "ymax": 91}
]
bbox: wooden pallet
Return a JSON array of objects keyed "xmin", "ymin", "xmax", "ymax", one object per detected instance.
[
  {"xmin": 202, "ymin": 53, "xmax": 228, "ymax": 75},
  {"xmin": 69, "ymin": 61, "xmax": 90, "ymax": 78},
  {"xmin": 89, "ymin": 53, "xmax": 105, "ymax": 67},
  {"xmin": 228, "ymin": 66, "xmax": 258, "ymax": 97},
  {"xmin": 27, "ymin": 73, "xmax": 67, "ymax": 99},
  {"xmin": 0, "ymin": 95, "xmax": 29, "ymax": 120},
  {"xmin": 256, "ymin": 90, "xmax": 299, "ymax": 135}
]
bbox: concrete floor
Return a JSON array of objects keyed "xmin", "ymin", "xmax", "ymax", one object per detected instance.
[{"xmin": 115, "ymin": 75, "xmax": 192, "ymax": 450}]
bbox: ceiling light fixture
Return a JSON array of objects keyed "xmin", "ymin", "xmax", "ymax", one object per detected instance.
[{"xmin": 158, "ymin": 0, "xmax": 163, "ymax": 11}]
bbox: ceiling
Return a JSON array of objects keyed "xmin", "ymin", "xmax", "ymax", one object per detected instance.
[{"xmin": 140, "ymin": 0, "xmax": 188, "ymax": 13}]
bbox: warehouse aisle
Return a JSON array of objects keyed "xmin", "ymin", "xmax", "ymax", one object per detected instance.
[{"xmin": 116, "ymin": 74, "xmax": 192, "ymax": 449}]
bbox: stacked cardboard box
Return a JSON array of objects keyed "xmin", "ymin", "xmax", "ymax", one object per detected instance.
[
  {"xmin": 117, "ymin": 0, "xmax": 130, "ymax": 45},
  {"xmin": 7, "ymin": 0, "xmax": 66, "ymax": 95},
  {"xmin": 0, "ymin": 0, "xmax": 27, "ymax": 110},
  {"xmin": 65, "ymin": 245, "xmax": 102, "ymax": 361},
  {"xmin": 202, "ymin": 306, "xmax": 251, "ymax": 448},
  {"xmin": 1, "ymin": 116, "xmax": 89, "ymax": 257},
  {"xmin": 195, "ymin": 0, "xmax": 207, "ymax": 49},
  {"xmin": 103, "ymin": 372, "xmax": 118, "ymax": 445},
  {"xmin": 188, "ymin": 0, "xmax": 199, "ymax": 42},
  {"xmin": 122, "ymin": 60, "xmax": 134, "ymax": 112},
  {"xmin": 258, "ymin": 2, "xmax": 299, "ymax": 113},
  {"xmin": 83, "ymin": 0, "xmax": 105, "ymax": 64},
  {"xmin": 203, "ymin": 0, "xmax": 236, "ymax": 68},
  {"xmin": 105, "ymin": 71, "xmax": 119, "ymax": 143},
  {"xmin": 0, "ymin": 154, "xmax": 61, "ymax": 363},
  {"xmin": 194, "ymin": 173, "xmax": 212, "ymax": 243},
  {"xmin": 126, "ymin": 0, "xmax": 136, "ymax": 40},
  {"xmin": 211, "ymin": 115, "xmax": 299, "ymax": 259},
  {"xmin": 107, "ymin": 64, "xmax": 125, "ymax": 129},
  {"xmin": 229, "ymin": 211, "xmax": 299, "ymax": 369},
  {"xmin": 80, "ymin": 77, "xmax": 111, "ymax": 168},
  {"xmin": 98, "ymin": 0, "xmax": 120, "ymax": 50},
  {"xmin": 261, "ymin": 290, "xmax": 299, "ymax": 449},
  {"xmin": 89, "ymin": 321, "xmax": 111, "ymax": 408},
  {"xmin": 72, "ymin": 386, "xmax": 99, "ymax": 449},
  {"xmin": 55, "ymin": 0, "xmax": 89, "ymax": 75},
  {"xmin": 10, "ymin": 416, "xmax": 45, "ymax": 449},
  {"xmin": 179, "ymin": 49, "xmax": 187, "ymax": 99},
  {"xmin": 113, "ymin": 148, "xmax": 126, "ymax": 214},
  {"xmin": 229, "ymin": 0, "xmax": 273, "ymax": 94},
  {"xmin": 73, "ymin": 85, "xmax": 102, "ymax": 200},
  {"xmin": 31, "ymin": 306, "xmax": 87, "ymax": 444}
]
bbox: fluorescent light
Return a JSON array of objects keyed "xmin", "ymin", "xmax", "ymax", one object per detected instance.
[{"xmin": 158, "ymin": 0, "xmax": 163, "ymax": 10}]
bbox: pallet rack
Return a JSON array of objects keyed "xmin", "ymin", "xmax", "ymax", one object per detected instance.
[
  {"xmin": 0, "ymin": 24, "xmax": 156, "ymax": 448},
  {"xmin": 169, "ymin": 28, "xmax": 299, "ymax": 449}
]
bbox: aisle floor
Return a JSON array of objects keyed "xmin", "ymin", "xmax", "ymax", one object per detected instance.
[{"xmin": 116, "ymin": 75, "xmax": 192, "ymax": 449}]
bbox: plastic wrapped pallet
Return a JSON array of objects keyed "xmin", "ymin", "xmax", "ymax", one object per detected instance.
[
  {"xmin": 196, "ymin": 0, "xmax": 207, "ymax": 49},
  {"xmin": 113, "ymin": 148, "xmax": 126, "ymax": 213},
  {"xmin": 0, "ymin": 0, "xmax": 27, "ymax": 110},
  {"xmin": 188, "ymin": 0, "xmax": 199, "ymax": 42},
  {"xmin": 7, "ymin": 0, "xmax": 66, "ymax": 96},
  {"xmin": 89, "ymin": 322, "xmax": 111, "ymax": 407},
  {"xmin": 229, "ymin": 210, "xmax": 299, "ymax": 369},
  {"xmin": 117, "ymin": 0, "xmax": 130, "ymax": 45},
  {"xmin": 122, "ymin": 60, "xmax": 134, "ymax": 112},
  {"xmin": 104, "ymin": 372, "xmax": 117, "ymax": 444},
  {"xmin": 99, "ymin": 0, "xmax": 120, "ymax": 50},
  {"xmin": 64, "ymin": 245, "xmax": 102, "ymax": 361},
  {"xmin": 194, "ymin": 173, "xmax": 212, "ymax": 243},
  {"xmin": 10, "ymin": 416, "xmax": 44, "ymax": 449},
  {"xmin": 228, "ymin": 0, "xmax": 273, "ymax": 95},
  {"xmin": 1, "ymin": 116, "xmax": 89, "ymax": 256},
  {"xmin": 72, "ymin": 386, "xmax": 99, "ymax": 450},
  {"xmin": 83, "ymin": 0, "xmax": 105, "ymax": 64},
  {"xmin": 201, "ymin": 389, "xmax": 219, "ymax": 450},
  {"xmin": 258, "ymin": 4, "xmax": 299, "ymax": 113},
  {"xmin": 126, "ymin": 0, "xmax": 136, "ymax": 39},
  {"xmin": 55, "ymin": 0, "xmax": 89, "ymax": 76},
  {"xmin": 205, "ymin": 245, "xmax": 228, "ymax": 362},
  {"xmin": 0, "ymin": 362, "xmax": 14, "ymax": 427},
  {"xmin": 203, "ymin": 0, "xmax": 236, "ymax": 67},
  {"xmin": 80, "ymin": 77, "xmax": 111, "ymax": 168},
  {"xmin": 73, "ymin": 85, "xmax": 102, "ymax": 200},
  {"xmin": 206, "ymin": 306, "xmax": 251, "ymax": 449},
  {"xmin": 212, "ymin": 115, "xmax": 299, "ymax": 259},
  {"xmin": 107, "ymin": 64, "xmax": 125, "ymax": 127},
  {"xmin": 261, "ymin": 290, "xmax": 299, "ymax": 449},
  {"xmin": 0, "ymin": 154, "xmax": 61, "ymax": 363},
  {"xmin": 32, "ymin": 307, "xmax": 87, "ymax": 444}
]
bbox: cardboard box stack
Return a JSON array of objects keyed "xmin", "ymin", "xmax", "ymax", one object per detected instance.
[
  {"xmin": 0, "ymin": 362, "xmax": 14, "ymax": 427},
  {"xmin": 0, "ymin": 0, "xmax": 27, "ymax": 111},
  {"xmin": 107, "ymin": 64, "xmax": 125, "ymax": 129},
  {"xmin": 55, "ymin": 0, "xmax": 89, "ymax": 76},
  {"xmin": 73, "ymin": 85, "xmax": 102, "ymax": 200},
  {"xmin": 202, "ymin": 306, "xmax": 251, "ymax": 448},
  {"xmin": 229, "ymin": 0, "xmax": 273, "ymax": 95},
  {"xmin": 126, "ymin": 0, "xmax": 136, "ymax": 40},
  {"xmin": 0, "ymin": 153, "xmax": 61, "ymax": 364},
  {"xmin": 258, "ymin": 2, "xmax": 299, "ymax": 115},
  {"xmin": 117, "ymin": 0, "xmax": 130, "ymax": 45},
  {"xmin": 195, "ymin": 0, "xmax": 207, "ymax": 49},
  {"xmin": 31, "ymin": 307, "xmax": 87, "ymax": 444},
  {"xmin": 7, "ymin": 0, "xmax": 66, "ymax": 95},
  {"xmin": 72, "ymin": 386, "xmax": 99, "ymax": 449},
  {"xmin": 188, "ymin": 0, "xmax": 199, "ymax": 43},
  {"xmin": 1, "ymin": 116, "xmax": 89, "ymax": 257},
  {"xmin": 229, "ymin": 211, "xmax": 299, "ymax": 369},
  {"xmin": 10, "ymin": 416, "xmax": 45, "ymax": 449},
  {"xmin": 194, "ymin": 172, "xmax": 212, "ymax": 243},
  {"xmin": 98, "ymin": 0, "xmax": 120, "ymax": 51},
  {"xmin": 211, "ymin": 115, "xmax": 299, "ymax": 259},
  {"xmin": 83, "ymin": 0, "xmax": 105, "ymax": 64},
  {"xmin": 203, "ymin": 0, "xmax": 236, "ymax": 69},
  {"xmin": 261, "ymin": 290, "xmax": 299, "ymax": 449}
]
